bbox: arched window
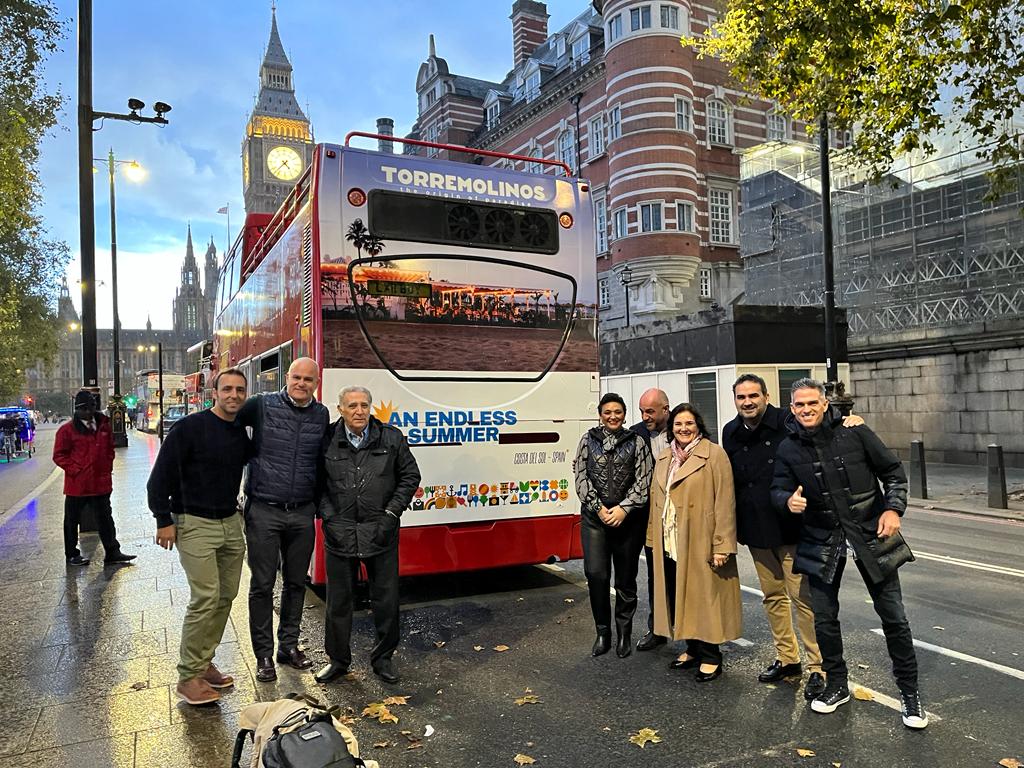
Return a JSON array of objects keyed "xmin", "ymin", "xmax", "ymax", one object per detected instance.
[{"xmin": 558, "ymin": 129, "xmax": 575, "ymax": 173}]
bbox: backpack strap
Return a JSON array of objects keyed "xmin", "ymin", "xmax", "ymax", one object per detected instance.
[{"xmin": 230, "ymin": 729, "xmax": 254, "ymax": 768}]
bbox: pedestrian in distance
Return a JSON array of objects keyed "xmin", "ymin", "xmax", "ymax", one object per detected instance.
[
  {"xmin": 572, "ymin": 392, "xmax": 654, "ymax": 659},
  {"xmin": 628, "ymin": 388, "xmax": 671, "ymax": 653},
  {"xmin": 53, "ymin": 390, "xmax": 136, "ymax": 567},
  {"xmin": 651, "ymin": 403, "xmax": 742, "ymax": 682},
  {"xmin": 237, "ymin": 357, "xmax": 331, "ymax": 683},
  {"xmin": 723, "ymin": 374, "xmax": 863, "ymax": 699},
  {"xmin": 316, "ymin": 385, "xmax": 420, "ymax": 685},
  {"xmin": 148, "ymin": 368, "xmax": 251, "ymax": 706},
  {"xmin": 770, "ymin": 377, "xmax": 928, "ymax": 729}
]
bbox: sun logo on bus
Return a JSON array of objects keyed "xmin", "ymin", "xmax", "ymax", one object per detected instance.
[{"xmin": 373, "ymin": 400, "xmax": 396, "ymax": 425}]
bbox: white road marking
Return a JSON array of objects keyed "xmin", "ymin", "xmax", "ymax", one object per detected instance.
[
  {"xmin": 741, "ymin": 584, "xmax": 765, "ymax": 598},
  {"xmin": 0, "ymin": 465, "xmax": 61, "ymax": 519},
  {"xmin": 845, "ymin": 683, "xmax": 942, "ymax": 722},
  {"xmin": 914, "ymin": 551, "xmax": 1024, "ymax": 579},
  {"xmin": 538, "ymin": 563, "xmax": 565, "ymax": 573},
  {"xmin": 730, "ymin": 637, "xmax": 754, "ymax": 647},
  {"xmin": 871, "ymin": 628, "xmax": 1024, "ymax": 681}
]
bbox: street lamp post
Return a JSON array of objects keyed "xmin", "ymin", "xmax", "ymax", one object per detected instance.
[
  {"xmin": 95, "ymin": 149, "xmax": 145, "ymax": 448},
  {"xmin": 568, "ymin": 92, "xmax": 583, "ymax": 174},
  {"xmin": 619, "ymin": 264, "xmax": 633, "ymax": 327}
]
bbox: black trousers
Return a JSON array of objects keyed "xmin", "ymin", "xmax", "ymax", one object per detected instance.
[
  {"xmin": 662, "ymin": 555, "xmax": 723, "ymax": 665},
  {"xmin": 244, "ymin": 500, "xmax": 316, "ymax": 658},
  {"xmin": 580, "ymin": 514, "xmax": 646, "ymax": 637},
  {"xmin": 643, "ymin": 545, "xmax": 662, "ymax": 636},
  {"xmin": 324, "ymin": 545, "xmax": 400, "ymax": 669},
  {"xmin": 808, "ymin": 556, "xmax": 919, "ymax": 692},
  {"xmin": 64, "ymin": 494, "xmax": 120, "ymax": 560}
]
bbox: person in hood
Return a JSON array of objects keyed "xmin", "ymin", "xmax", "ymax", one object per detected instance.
[
  {"xmin": 771, "ymin": 377, "xmax": 927, "ymax": 729},
  {"xmin": 237, "ymin": 357, "xmax": 330, "ymax": 683},
  {"xmin": 573, "ymin": 392, "xmax": 654, "ymax": 659},
  {"xmin": 53, "ymin": 390, "xmax": 135, "ymax": 567},
  {"xmin": 315, "ymin": 385, "xmax": 420, "ymax": 686}
]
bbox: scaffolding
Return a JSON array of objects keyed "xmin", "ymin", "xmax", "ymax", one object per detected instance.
[{"xmin": 738, "ymin": 136, "xmax": 1024, "ymax": 336}]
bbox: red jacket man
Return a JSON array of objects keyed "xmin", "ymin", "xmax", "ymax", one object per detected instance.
[{"xmin": 53, "ymin": 390, "xmax": 136, "ymax": 566}]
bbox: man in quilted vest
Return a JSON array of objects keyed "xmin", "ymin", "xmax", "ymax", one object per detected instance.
[{"xmin": 238, "ymin": 358, "xmax": 330, "ymax": 682}]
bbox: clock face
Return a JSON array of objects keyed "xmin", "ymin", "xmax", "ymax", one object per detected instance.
[{"xmin": 267, "ymin": 145, "xmax": 302, "ymax": 181}]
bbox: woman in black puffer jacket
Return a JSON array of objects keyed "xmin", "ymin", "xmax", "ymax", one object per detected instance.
[{"xmin": 572, "ymin": 393, "xmax": 654, "ymax": 659}]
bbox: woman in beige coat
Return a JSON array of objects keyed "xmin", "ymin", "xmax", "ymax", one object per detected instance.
[{"xmin": 651, "ymin": 403, "xmax": 742, "ymax": 681}]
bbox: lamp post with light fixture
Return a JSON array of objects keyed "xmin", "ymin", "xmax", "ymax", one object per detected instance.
[{"xmin": 619, "ymin": 264, "xmax": 633, "ymax": 327}]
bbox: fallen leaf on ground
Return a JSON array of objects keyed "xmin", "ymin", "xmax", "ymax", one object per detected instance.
[
  {"xmin": 130, "ymin": 681, "xmax": 148, "ymax": 690},
  {"xmin": 832, "ymin": 763, "xmax": 842, "ymax": 767},
  {"xmin": 373, "ymin": 741, "xmax": 391, "ymax": 749},
  {"xmin": 494, "ymin": 644, "xmax": 511, "ymax": 652},
  {"xmin": 796, "ymin": 748, "xmax": 816, "ymax": 757},
  {"xmin": 514, "ymin": 754, "xmax": 536, "ymax": 765},
  {"xmin": 515, "ymin": 694, "xmax": 541, "ymax": 706},
  {"xmin": 629, "ymin": 728, "xmax": 662, "ymax": 748},
  {"xmin": 933, "ymin": 626, "xmax": 945, "ymax": 631},
  {"xmin": 526, "ymin": 741, "xmax": 534, "ymax": 747},
  {"xmin": 362, "ymin": 702, "xmax": 399, "ymax": 724},
  {"xmin": 474, "ymin": 645, "xmax": 484, "ymax": 651},
  {"xmin": 852, "ymin": 687, "xmax": 874, "ymax": 701},
  {"xmin": 564, "ymin": 598, "xmax": 574, "ymax": 603},
  {"xmin": 406, "ymin": 742, "xmax": 424, "ymax": 751},
  {"xmin": 424, "ymin": 725, "xmax": 435, "ymax": 738},
  {"xmin": 382, "ymin": 696, "xmax": 409, "ymax": 706},
  {"xmin": 434, "ymin": 641, "xmax": 446, "ymax": 648},
  {"xmin": 998, "ymin": 760, "xmax": 1024, "ymax": 768},
  {"xmin": 602, "ymin": 727, "xmax": 611, "ymax": 731}
]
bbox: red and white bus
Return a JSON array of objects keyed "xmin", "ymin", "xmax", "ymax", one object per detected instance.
[{"xmin": 213, "ymin": 134, "xmax": 598, "ymax": 583}]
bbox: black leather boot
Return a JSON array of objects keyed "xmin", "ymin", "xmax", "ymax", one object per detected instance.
[{"xmin": 592, "ymin": 628, "xmax": 612, "ymax": 657}]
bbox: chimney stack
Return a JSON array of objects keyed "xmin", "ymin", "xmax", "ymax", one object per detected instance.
[
  {"xmin": 510, "ymin": 0, "xmax": 549, "ymax": 70},
  {"xmin": 376, "ymin": 117, "xmax": 395, "ymax": 154}
]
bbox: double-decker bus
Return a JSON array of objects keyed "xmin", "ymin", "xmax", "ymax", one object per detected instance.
[{"xmin": 213, "ymin": 133, "xmax": 598, "ymax": 583}]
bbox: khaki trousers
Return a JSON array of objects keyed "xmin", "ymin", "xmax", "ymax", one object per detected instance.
[
  {"xmin": 749, "ymin": 544, "xmax": 822, "ymax": 673},
  {"xmin": 175, "ymin": 513, "xmax": 245, "ymax": 682}
]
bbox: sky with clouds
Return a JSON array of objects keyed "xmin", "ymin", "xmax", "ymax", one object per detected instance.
[{"xmin": 38, "ymin": 0, "xmax": 582, "ymax": 330}]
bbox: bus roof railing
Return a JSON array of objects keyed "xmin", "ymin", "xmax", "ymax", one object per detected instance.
[{"xmin": 343, "ymin": 132, "xmax": 573, "ymax": 177}]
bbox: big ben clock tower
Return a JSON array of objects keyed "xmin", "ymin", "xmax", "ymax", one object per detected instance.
[{"xmin": 243, "ymin": 7, "xmax": 313, "ymax": 215}]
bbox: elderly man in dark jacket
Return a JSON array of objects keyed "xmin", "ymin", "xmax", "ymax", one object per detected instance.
[
  {"xmin": 238, "ymin": 357, "xmax": 330, "ymax": 682},
  {"xmin": 315, "ymin": 385, "xmax": 420, "ymax": 685},
  {"xmin": 771, "ymin": 378, "xmax": 927, "ymax": 730}
]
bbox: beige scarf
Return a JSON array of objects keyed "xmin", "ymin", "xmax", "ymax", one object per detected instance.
[{"xmin": 661, "ymin": 437, "xmax": 702, "ymax": 561}]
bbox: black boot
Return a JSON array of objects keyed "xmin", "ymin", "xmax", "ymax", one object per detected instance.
[
  {"xmin": 592, "ymin": 628, "xmax": 612, "ymax": 657},
  {"xmin": 616, "ymin": 630, "xmax": 632, "ymax": 658}
]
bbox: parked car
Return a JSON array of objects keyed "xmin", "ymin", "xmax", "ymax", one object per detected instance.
[{"xmin": 161, "ymin": 404, "xmax": 187, "ymax": 434}]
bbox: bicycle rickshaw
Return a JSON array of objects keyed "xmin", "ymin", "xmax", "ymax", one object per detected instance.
[{"xmin": 0, "ymin": 407, "xmax": 35, "ymax": 462}]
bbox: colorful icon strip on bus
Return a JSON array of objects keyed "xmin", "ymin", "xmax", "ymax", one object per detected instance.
[{"xmin": 410, "ymin": 479, "xmax": 571, "ymax": 511}]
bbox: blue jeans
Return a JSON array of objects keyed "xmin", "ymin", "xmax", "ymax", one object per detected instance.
[{"xmin": 808, "ymin": 556, "xmax": 919, "ymax": 693}]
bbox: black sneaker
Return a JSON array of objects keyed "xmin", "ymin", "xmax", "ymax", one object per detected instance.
[
  {"xmin": 900, "ymin": 689, "xmax": 929, "ymax": 729},
  {"xmin": 810, "ymin": 683, "xmax": 851, "ymax": 713},
  {"xmin": 803, "ymin": 671, "xmax": 827, "ymax": 700},
  {"xmin": 67, "ymin": 555, "xmax": 90, "ymax": 566}
]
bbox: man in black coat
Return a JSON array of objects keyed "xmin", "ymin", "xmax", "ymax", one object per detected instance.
[
  {"xmin": 628, "ymin": 388, "xmax": 669, "ymax": 652},
  {"xmin": 315, "ymin": 385, "xmax": 420, "ymax": 685},
  {"xmin": 771, "ymin": 378, "xmax": 927, "ymax": 729},
  {"xmin": 723, "ymin": 374, "xmax": 844, "ymax": 700}
]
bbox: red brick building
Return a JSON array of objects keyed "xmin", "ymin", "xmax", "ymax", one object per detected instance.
[{"xmin": 406, "ymin": 0, "xmax": 807, "ymax": 328}]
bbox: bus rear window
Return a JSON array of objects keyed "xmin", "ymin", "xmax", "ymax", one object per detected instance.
[{"xmin": 367, "ymin": 191, "xmax": 559, "ymax": 255}]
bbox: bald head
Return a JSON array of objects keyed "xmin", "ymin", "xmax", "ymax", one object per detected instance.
[
  {"xmin": 286, "ymin": 357, "xmax": 320, "ymax": 405},
  {"xmin": 638, "ymin": 388, "xmax": 670, "ymax": 433}
]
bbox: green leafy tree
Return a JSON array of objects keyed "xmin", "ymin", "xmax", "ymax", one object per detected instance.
[
  {"xmin": 688, "ymin": 0, "xmax": 1024, "ymax": 188},
  {"xmin": 0, "ymin": 1, "xmax": 69, "ymax": 402}
]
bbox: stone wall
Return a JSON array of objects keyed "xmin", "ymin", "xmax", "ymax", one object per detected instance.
[{"xmin": 849, "ymin": 320, "xmax": 1024, "ymax": 467}]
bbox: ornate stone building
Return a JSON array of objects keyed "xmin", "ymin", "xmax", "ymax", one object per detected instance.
[
  {"xmin": 405, "ymin": 0, "xmax": 806, "ymax": 329},
  {"xmin": 242, "ymin": 8, "xmax": 314, "ymax": 215}
]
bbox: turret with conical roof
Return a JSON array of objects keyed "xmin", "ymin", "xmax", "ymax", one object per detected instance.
[{"xmin": 243, "ymin": 6, "xmax": 314, "ymax": 215}]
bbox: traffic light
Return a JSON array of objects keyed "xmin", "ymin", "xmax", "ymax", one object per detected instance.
[{"xmin": 124, "ymin": 395, "xmax": 138, "ymax": 408}]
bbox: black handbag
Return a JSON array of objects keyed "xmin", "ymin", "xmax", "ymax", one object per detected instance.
[{"xmin": 864, "ymin": 530, "xmax": 915, "ymax": 578}]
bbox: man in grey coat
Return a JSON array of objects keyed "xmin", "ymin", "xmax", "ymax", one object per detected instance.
[{"xmin": 238, "ymin": 357, "xmax": 330, "ymax": 682}]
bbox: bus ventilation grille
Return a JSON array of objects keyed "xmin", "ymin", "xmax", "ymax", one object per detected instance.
[{"xmin": 301, "ymin": 223, "xmax": 312, "ymax": 327}]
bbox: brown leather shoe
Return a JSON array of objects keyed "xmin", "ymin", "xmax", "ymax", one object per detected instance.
[
  {"xmin": 256, "ymin": 656, "xmax": 277, "ymax": 682},
  {"xmin": 202, "ymin": 663, "xmax": 234, "ymax": 689},
  {"xmin": 176, "ymin": 676, "xmax": 220, "ymax": 705},
  {"xmin": 276, "ymin": 647, "xmax": 313, "ymax": 670}
]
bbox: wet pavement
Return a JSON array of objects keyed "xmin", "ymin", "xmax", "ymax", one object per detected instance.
[{"xmin": 0, "ymin": 425, "xmax": 1021, "ymax": 766}]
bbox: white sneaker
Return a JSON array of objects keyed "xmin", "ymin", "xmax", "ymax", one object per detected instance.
[
  {"xmin": 811, "ymin": 684, "xmax": 851, "ymax": 713},
  {"xmin": 900, "ymin": 690, "xmax": 929, "ymax": 729}
]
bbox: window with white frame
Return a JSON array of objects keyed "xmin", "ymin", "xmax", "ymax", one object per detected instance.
[
  {"xmin": 767, "ymin": 112, "xmax": 787, "ymax": 141},
  {"xmin": 558, "ymin": 129, "xmax": 575, "ymax": 173},
  {"xmin": 525, "ymin": 71, "xmax": 541, "ymax": 102},
  {"xmin": 527, "ymin": 145, "xmax": 543, "ymax": 174},
  {"xmin": 707, "ymin": 99, "xmax": 730, "ymax": 145},
  {"xmin": 607, "ymin": 14, "xmax": 623, "ymax": 43},
  {"xmin": 709, "ymin": 188, "xmax": 734, "ymax": 243},
  {"xmin": 425, "ymin": 87, "xmax": 437, "ymax": 107},
  {"xmin": 676, "ymin": 201, "xmax": 694, "ymax": 232},
  {"xmin": 675, "ymin": 96, "xmax": 692, "ymax": 131},
  {"xmin": 631, "ymin": 5, "xmax": 652, "ymax": 30},
  {"xmin": 599, "ymin": 277, "xmax": 610, "ymax": 307},
  {"xmin": 640, "ymin": 201, "xmax": 663, "ymax": 232},
  {"xmin": 572, "ymin": 35, "xmax": 590, "ymax": 65},
  {"xmin": 699, "ymin": 267, "xmax": 712, "ymax": 298},
  {"xmin": 613, "ymin": 207, "xmax": 628, "ymax": 239},
  {"xmin": 660, "ymin": 4, "xmax": 679, "ymax": 29},
  {"xmin": 555, "ymin": 36, "xmax": 566, "ymax": 58},
  {"xmin": 595, "ymin": 195, "xmax": 608, "ymax": 253},
  {"xmin": 486, "ymin": 102, "xmax": 500, "ymax": 130},
  {"xmin": 589, "ymin": 116, "xmax": 604, "ymax": 158},
  {"xmin": 608, "ymin": 105, "xmax": 621, "ymax": 141}
]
